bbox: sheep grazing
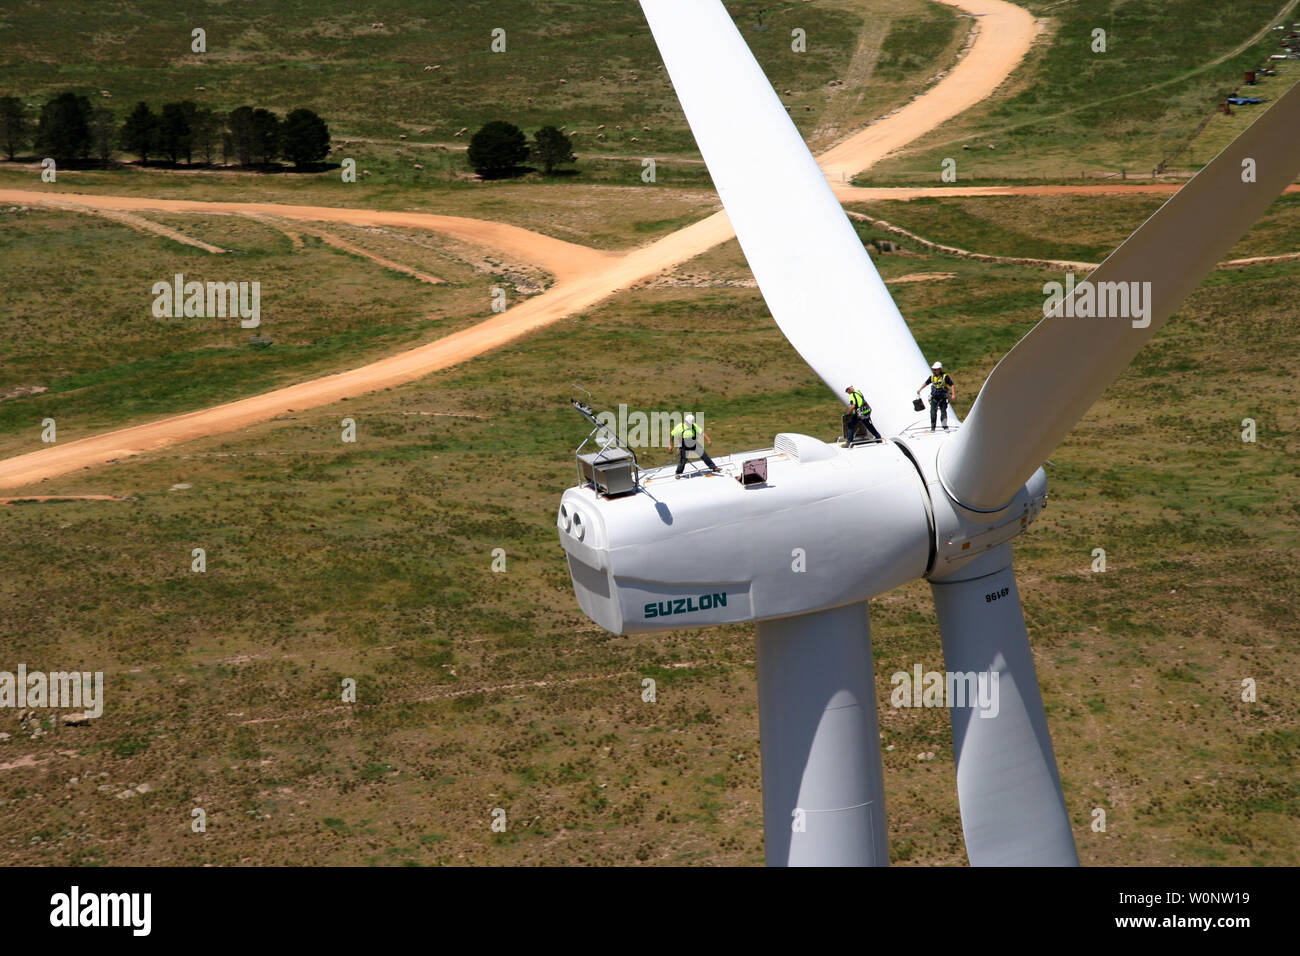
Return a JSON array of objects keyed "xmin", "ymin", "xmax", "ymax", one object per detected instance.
[
  {"xmin": 596, "ymin": 124, "xmax": 606, "ymax": 130},
  {"xmin": 630, "ymin": 136, "xmax": 639, "ymax": 143},
  {"xmin": 413, "ymin": 163, "xmax": 424, "ymax": 170},
  {"xmin": 642, "ymin": 126, "xmax": 651, "ymax": 131},
  {"xmin": 195, "ymin": 86, "xmax": 206, "ymax": 92},
  {"xmin": 399, "ymin": 134, "xmax": 407, "ymax": 139}
]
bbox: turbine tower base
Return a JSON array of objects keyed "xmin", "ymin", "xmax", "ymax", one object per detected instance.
[{"xmin": 756, "ymin": 602, "xmax": 889, "ymax": 866}]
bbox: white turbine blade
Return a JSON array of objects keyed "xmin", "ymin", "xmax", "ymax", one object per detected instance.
[
  {"xmin": 639, "ymin": 0, "xmax": 930, "ymax": 435},
  {"xmin": 941, "ymin": 79, "xmax": 1300, "ymax": 511},
  {"xmin": 756, "ymin": 602, "xmax": 889, "ymax": 866},
  {"xmin": 930, "ymin": 546, "xmax": 1078, "ymax": 865}
]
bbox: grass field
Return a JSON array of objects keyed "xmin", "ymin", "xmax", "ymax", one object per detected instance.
[
  {"xmin": 0, "ymin": 206, "xmax": 546, "ymax": 460},
  {"xmin": 0, "ymin": 1, "xmax": 1297, "ymax": 867},
  {"xmin": 861, "ymin": 0, "xmax": 1300, "ymax": 182},
  {"xmin": 0, "ymin": 0, "xmax": 961, "ymax": 165},
  {"xmin": 847, "ymin": 192, "xmax": 1300, "ymax": 263},
  {"xmin": 2, "ymin": 222, "xmax": 1296, "ymax": 864}
]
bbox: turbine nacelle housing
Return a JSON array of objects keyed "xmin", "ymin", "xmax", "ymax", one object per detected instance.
[{"xmin": 562, "ymin": 434, "xmax": 921, "ymax": 633}]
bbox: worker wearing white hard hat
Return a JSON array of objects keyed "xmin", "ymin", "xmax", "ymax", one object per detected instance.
[{"xmin": 916, "ymin": 361, "xmax": 956, "ymax": 432}]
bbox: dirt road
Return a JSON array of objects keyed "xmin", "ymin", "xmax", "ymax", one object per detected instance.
[
  {"xmin": 817, "ymin": 0, "xmax": 1037, "ymax": 183},
  {"xmin": 0, "ymin": 190, "xmax": 612, "ymax": 283},
  {"xmin": 833, "ymin": 183, "xmax": 1300, "ymax": 201},
  {"xmin": 0, "ymin": 0, "xmax": 1041, "ymax": 491}
]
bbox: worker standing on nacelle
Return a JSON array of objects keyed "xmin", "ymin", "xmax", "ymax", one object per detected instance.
[
  {"xmin": 843, "ymin": 385, "xmax": 882, "ymax": 444},
  {"xmin": 671, "ymin": 413, "xmax": 718, "ymax": 478},
  {"xmin": 917, "ymin": 361, "xmax": 956, "ymax": 432}
]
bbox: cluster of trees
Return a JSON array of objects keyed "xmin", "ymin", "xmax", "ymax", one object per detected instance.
[
  {"xmin": 0, "ymin": 92, "xmax": 330, "ymax": 169},
  {"xmin": 468, "ymin": 121, "xmax": 575, "ymax": 179}
]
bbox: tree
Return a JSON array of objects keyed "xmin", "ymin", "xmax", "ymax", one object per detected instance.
[
  {"xmin": 467, "ymin": 120, "xmax": 528, "ymax": 179},
  {"xmin": 230, "ymin": 106, "xmax": 282, "ymax": 166},
  {"xmin": 36, "ymin": 92, "xmax": 92, "ymax": 163},
  {"xmin": 228, "ymin": 106, "xmax": 255, "ymax": 165},
  {"xmin": 531, "ymin": 125, "xmax": 575, "ymax": 175},
  {"xmin": 89, "ymin": 107, "xmax": 115, "ymax": 165},
  {"xmin": 281, "ymin": 108, "xmax": 329, "ymax": 168},
  {"xmin": 179, "ymin": 101, "xmax": 199, "ymax": 163},
  {"xmin": 159, "ymin": 101, "xmax": 197, "ymax": 164},
  {"xmin": 250, "ymin": 108, "xmax": 280, "ymax": 165},
  {"xmin": 0, "ymin": 96, "xmax": 29, "ymax": 161},
  {"xmin": 191, "ymin": 107, "xmax": 220, "ymax": 165},
  {"xmin": 121, "ymin": 101, "xmax": 158, "ymax": 164}
]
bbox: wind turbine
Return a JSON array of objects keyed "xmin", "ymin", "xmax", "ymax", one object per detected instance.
[{"xmin": 556, "ymin": 0, "xmax": 1300, "ymax": 865}]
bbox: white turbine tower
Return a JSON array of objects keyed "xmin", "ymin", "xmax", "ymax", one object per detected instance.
[{"xmin": 556, "ymin": 0, "xmax": 1300, "ymax": 865}]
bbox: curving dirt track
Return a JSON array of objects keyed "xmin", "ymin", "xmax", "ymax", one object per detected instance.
[
  {"xmin": 834, "ymin": 183, "xmax": 1300, "ymax": 201},
  {"xmin": 817, "ymin": 0, "xmax": 1037, "ymax": 183},
  {"xmin": 0, "ymin": 0, "xmax": 1041, "ymax": 490},
  {"xmin": 0, "ymin": 190, "xmax": 612, "ymax": 283}
]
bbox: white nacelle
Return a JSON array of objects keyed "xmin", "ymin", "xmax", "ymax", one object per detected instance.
[
  {"xmin": 558, "ymin": 428, "xmax": 1053, "ymax": 633},
  {"xmin": 558, "ymin": 434, "xmax": 932, "ymax": 634}
]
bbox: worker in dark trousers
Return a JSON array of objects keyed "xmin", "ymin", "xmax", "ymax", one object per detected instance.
[
  {"xmin": 916, "ymin": 361, "xmax": 956, "ymax": 431},
  {"xmin": 843, "ymin": 385, "xmax": 882, "ymax": 443},
  {"xmin": 672, "ymin": 414, "xmax": 718, "ymax": 477}
]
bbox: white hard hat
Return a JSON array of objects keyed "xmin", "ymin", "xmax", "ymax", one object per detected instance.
[
  {"xmin": 931, "ymin": 361, "xmax": 943, "ymax": 369},
  {"xmin": 684, "ymin": 413, "xmax": 695, "ymax": 424}
]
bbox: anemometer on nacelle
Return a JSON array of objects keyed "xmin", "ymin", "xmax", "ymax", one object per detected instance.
[{"xmin": 569, "ymin": 385, "xmax": 641, "ymax": 498}]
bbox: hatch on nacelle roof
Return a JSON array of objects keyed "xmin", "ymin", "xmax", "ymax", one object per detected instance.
[{"xmin": 774, "ymin": 433, "xmax": 838, "ymax": 463}]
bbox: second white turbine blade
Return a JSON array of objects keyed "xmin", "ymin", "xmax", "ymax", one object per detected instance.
[
  {"xmin": 931, "ymin": 545, "xmax": 1079, "ymax": 865},
  {"xmin": 941, "ymin": 78, "xmax": 1300, "ymax": 511},
  {"xmin": 639, "ymin": 0, "xmax": 930, "ymax": 436}
]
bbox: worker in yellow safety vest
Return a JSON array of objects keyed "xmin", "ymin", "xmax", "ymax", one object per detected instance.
[
  {"xmin": 843, "ymin": 386, "xmax": 882, "ymax": 443},
  {"xmin": 671, "ymin": 414, "xmax": 718, "ymax": 478},
  {"xmin": 916, "ymin": 361, "xmax": 956, "ymax": 431}
]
